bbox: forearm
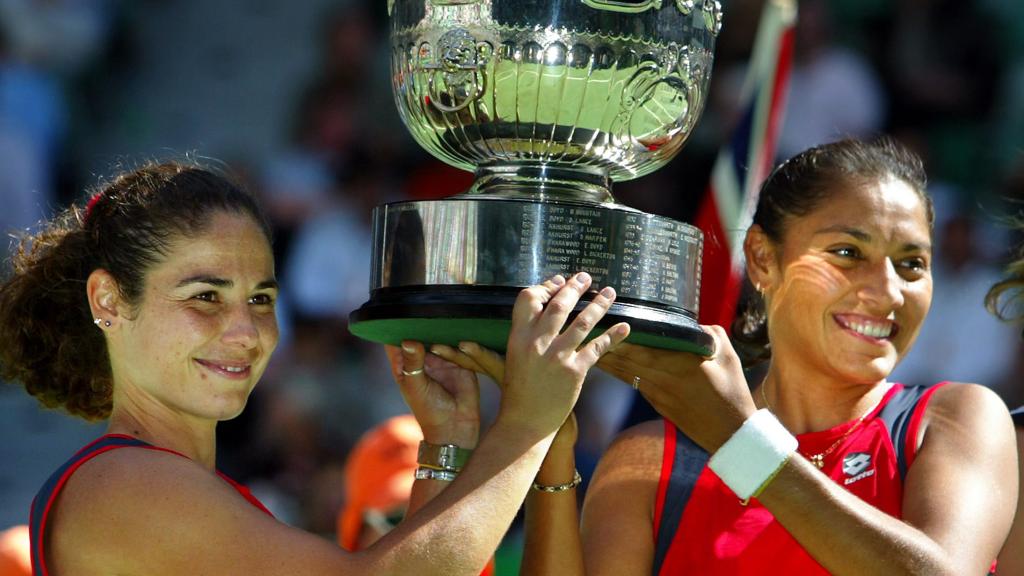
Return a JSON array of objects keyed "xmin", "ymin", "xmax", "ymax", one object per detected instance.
[
  {"xmin": 759, "ymin": 457, "xmax": 958, "ymax": 576},
  {"xmin": 365, "ymin": 419, "xmax": 555, "ymax": 576},
  {"xmin": 406, "ymin": 479, "xmax": 447, "ymax": 521},
  {"xmin": 521, "ymin": 445, "xmax": 584, "ymax": 576}
]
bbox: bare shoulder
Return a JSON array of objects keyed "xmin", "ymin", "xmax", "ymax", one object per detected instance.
[
  {"xmin": 51, "ymin": 447, "xmax": 252, "ymax": 573},
  {"xmin": 60, "ymin": 444, "xmax": 247, "ymax": 513},
  {"xmin": 902, "ymin": 384, "xmax": 1018, "ymax": 568},
  {"xmin": 584, "ymin": 419, "xmax": 665, "ymax": 526},
  {"xmin": 51, "ymin": 446, "xmax": 347, "ymax": 576},
  {"xmin": 579, "ymin": 420, "xmax": 665, "ymax": 576},
  {"xmin": 595, "ymin": 419, "xmax": 665, "ymax": 475},
  {"xmin": 923, "ymin": 382, "xmax": 1014, "ymax": 438}
]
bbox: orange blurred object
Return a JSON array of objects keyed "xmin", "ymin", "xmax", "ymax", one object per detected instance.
[
  {"xmin": 336, "ymin": 415, "xmax": 495, "ymax": 576},
  {"xmin": 337, "ymin": 414, "xmax": 423, "ymax": 552},
  {"xmin": 0, "ymin": 525, "xmax": 31, "ymax": 576}
]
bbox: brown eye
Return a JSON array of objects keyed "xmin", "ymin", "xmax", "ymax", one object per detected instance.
[
  {"xmin": 899, "ymin": 257, "xmax": 929, "ymax": 273},
  {"xmin": 830, "ymin": 246, "xmax": 861, "ymax": 259},
  {"xmin": 193, "ymin": 291, "xmax": 218, "ymax": 303},
  {"xmin": 249, "ymin": 293, "xmax": 275, "ymax": 306}
]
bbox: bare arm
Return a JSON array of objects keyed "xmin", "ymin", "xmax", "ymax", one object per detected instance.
[
  {"xmin": 517, "ymin": 420, "xmax": 663, "ymax": 576},
  {"xmin": 53, "ymin": 422, "xmax": 556, "ymax": 576},
  {"xmin": 387, "ymin": 345, "xmax": 481, "ymax": 522},
  {"xmin": 579, "ymin": 421, "xmax": 663, "ymax": 576},
  {"xmin": 520, "ymin": 414, "xmax": 583, "ymax": 576}
]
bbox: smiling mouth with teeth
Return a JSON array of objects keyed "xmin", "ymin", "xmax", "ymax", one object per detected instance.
[
  {"xmin": 196, "ymin": 359, "xmax": 251, "ymax": 375},
  {"xmin": 835, "ymin": 316, "xmax": 899, "ymax": 340}
]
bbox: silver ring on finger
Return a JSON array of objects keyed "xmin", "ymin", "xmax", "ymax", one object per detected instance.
[
  {"xmin": 402, "ymin": 368, "xmax": 425, "ymax": 376},
  {"xmin": 632, "ymin": 375, "xmax": 641, "ymax": 391}
]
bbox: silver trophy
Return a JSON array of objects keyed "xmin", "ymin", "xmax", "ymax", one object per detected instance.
[{"xmin": 350, "ymin": 0, "xmax": 721, "ymax": 355}]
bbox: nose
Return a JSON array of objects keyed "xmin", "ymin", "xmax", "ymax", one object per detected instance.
[
  {"xmin": 221, "ymin": 304, "xmax": 260, "ymax": 350},
  {"xmin": 859, "ymin": 257, "xmax": 905, "ymax": 312}
]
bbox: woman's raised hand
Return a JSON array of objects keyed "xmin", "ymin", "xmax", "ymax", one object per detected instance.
[
  {"xmin": 386, "ymin": 342, "xmax": 481, "ymax": 448},
  {"xmin": 431, "ymin": 340, "xmax": 579, "ymax": 451},
  {"xmin": 496, "ymin": 273, "xmax": 628, "ymax": 438},
  {"xmin": 598, "ymin": 325, "xmax": 756, "ymax": 453},
  {"xmin": 430, "ymin": 341, "xmax": 506, "ymax": 389}
]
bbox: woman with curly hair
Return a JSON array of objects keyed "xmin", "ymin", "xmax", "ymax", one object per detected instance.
[{"xmin": 0, "ymin": 161, "xmax": 629, "ymax": 575}]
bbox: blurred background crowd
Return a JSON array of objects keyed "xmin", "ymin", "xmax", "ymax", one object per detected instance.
[{"xmin": 0, "ymin": 0, "xmax": 1022, "ymax": 572}]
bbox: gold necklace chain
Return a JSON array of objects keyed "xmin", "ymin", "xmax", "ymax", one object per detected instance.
[{"xmin": 760, "ymin": 380, "xmax": 876, "ymax": 469}]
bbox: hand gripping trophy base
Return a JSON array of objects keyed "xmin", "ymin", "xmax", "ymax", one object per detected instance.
[{"xmin": 349, "ymin": 285, "xmax": 713, "ymax": 356}]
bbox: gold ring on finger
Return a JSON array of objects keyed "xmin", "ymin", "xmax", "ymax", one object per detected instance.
[
  {"xmin": 402, "ymin": 368, "xmax": 425, "ymax": 376},
  {"xmin": 632, "ymin": 375, "xmax": 640, "ymax": 391}
]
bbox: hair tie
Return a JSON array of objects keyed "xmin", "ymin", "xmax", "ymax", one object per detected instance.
[{"xmin": 83, "ymin": 192, "xmax": 105, "ymax": 225}]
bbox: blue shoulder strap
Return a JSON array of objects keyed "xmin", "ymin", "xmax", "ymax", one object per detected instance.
[
  {"xmin": 651, "ymin": 423, "xmax": 709, "ymax": 576},
  {"xmin": 1011, "ymin": 406, "xmax": 1024, "ymax": 429},
  {"xmin": 876, "ymin": 385, "xmax": 932, "ymax": 482},
  {"xmin": 30, "ymin": 435, "xmax": 152, "ymax": 575}
]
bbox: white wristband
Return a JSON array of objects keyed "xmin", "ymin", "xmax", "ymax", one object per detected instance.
[{"xmin": 708, "ymin": 409, "xmax": 797, "ymax": 501}]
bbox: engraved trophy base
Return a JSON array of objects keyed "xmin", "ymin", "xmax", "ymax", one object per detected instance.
[{"xmin": 348, "ymin": 193, "xmax": 715, "ymax": 356}]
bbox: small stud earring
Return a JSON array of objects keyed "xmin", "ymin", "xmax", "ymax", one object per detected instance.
[{"xmin": 94, "ymin": 318, "xmax": 111, "ymax": 328}]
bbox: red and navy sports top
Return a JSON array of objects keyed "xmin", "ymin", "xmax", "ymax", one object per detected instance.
[
  {"xmin": 29, "ymin": 434, "xmax": 273, "ymax": 576},
  {"xmin": 650, "ymin": 383, "xmax": 973, "ymax": 575}
]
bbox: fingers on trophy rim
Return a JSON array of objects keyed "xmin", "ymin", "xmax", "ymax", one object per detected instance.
[
  {"xmin": 535, "ymin": 272, "xmax": 592, "ymax": 336},
  {"xmin": 579, "ymin": 321, "xmax": 630, "ymax": 365},
  {"xmin": 459, "ymin": 341, "xmax": 501, "ymax": 367},
  {"xmin": 513, "ymin": 277, "xmax": 560, "ymax": 326},
  {"xmin": 400, "ymin": 340, "xmax": 427, "ymax": 378},
  {"xmin": 556, "ymin": 283, "xmax": 616, "ymax": 350},
  {"xmin": 699, "ymin": 324, "xmax": 725, "ymax": 359}
]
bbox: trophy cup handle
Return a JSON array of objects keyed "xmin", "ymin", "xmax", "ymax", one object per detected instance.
[
  {"xmin": 427, "ymin": 70, "xmax": 485, "ymax": 113},
  {"xmin": 617, "ymin": 54, "xmax": 699, "ymax": 150},
  {"xmin": 423, "ymin": 29, "xmax": 489, "ymax": 113}
]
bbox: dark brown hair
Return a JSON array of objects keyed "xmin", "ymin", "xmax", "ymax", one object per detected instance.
[
  {"xmin": 731, "ymin": 137, "xmax": 933, "ymax": 366},
  {"xmin": 0, "ymin": 162, "xmax": 271, "ymax": 420}
]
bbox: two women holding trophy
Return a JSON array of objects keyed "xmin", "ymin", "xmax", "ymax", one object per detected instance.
[{"xmin": 3, "ymin": 0, "xmax": 1018, "ymax": 573}]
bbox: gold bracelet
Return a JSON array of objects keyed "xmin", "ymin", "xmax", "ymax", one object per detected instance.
[{"xmin": 531, "ymin": 469, "xmax": 582, "ymax": 493}]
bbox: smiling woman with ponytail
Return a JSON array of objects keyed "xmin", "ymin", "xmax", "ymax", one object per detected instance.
[{"xmin": 494, "ymin": 138, "xmax": 1016, "ymax": 576}]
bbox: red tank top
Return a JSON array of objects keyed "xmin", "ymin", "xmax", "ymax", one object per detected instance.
[
  {"xmin": 651, "ymin": 383, "xmax": 945, "ymax": 575},
  {"xmin": 29, "ymin": 434, "xmax": 273, "ymax": 576}
]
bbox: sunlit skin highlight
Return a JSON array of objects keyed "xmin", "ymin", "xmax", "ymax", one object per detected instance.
[
  {"xmin": 94, "ymin": 212, "xmax": 279, "ymax": 468},
  {"xmin": 750, "ymin": 177, "xmax": 933, "ymax": 433}
]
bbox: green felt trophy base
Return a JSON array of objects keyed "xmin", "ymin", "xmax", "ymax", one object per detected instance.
[{"xmin": 348, "ymin": 287, "xmax": 714, "ymax": 356}]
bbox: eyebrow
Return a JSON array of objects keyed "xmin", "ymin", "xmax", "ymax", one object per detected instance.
[
  {"xmin": 176, "ymin": 275, "xmax": 279, "ymax": 291},
  {"xmin": 814, "ymin": 225, "xmax": 931, "ymax": 252}
]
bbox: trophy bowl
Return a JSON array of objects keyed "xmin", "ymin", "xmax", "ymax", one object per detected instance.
[{"xmin": 349, "ymin": 0, "xmax": 722, "ymax": 355}]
